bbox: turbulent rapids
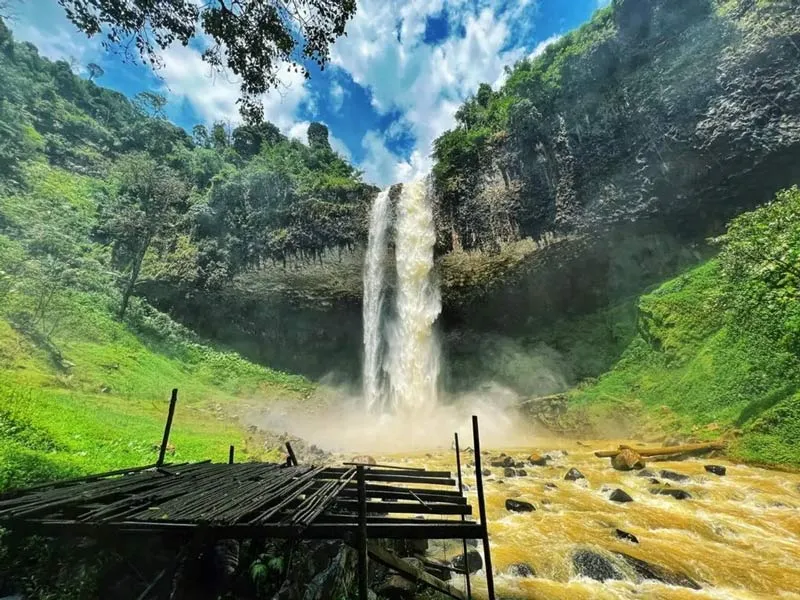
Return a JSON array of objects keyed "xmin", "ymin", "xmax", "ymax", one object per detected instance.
[{"xmin": 373, "ymin": 439, "xmax": 800, "ymax": 600}]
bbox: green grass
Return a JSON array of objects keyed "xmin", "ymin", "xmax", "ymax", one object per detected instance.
[
  {"xmin": 568, "ymin": 260, "xmax": 800, "ymax": 467},
  {"xmin": 0, "ymin": 289, "xmax": 313, "ymax": 490}
]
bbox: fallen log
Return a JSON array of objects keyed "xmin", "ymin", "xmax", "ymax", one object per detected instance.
[{"xmin": 595, "ymin": 441, "xmax": 725, "ymax": 458}]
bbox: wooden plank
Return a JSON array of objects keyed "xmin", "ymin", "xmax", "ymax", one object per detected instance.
[
  {"xmin": 342, "ymin": 462, "xmax": 425, "ymax": 471},
  {"xmin": 324, "ymin": 468, "xmax": 453, "ymax": 479},
  {"xmin": 340, "ymin": 482, "xmax": 464, "ymax": 498},
  {"xmin": 594, "ymin": 442, "xmax": 725, "ymax": 458},
  {"xmin": 367, "ymin": 542, "xmax": 466, "ymax": 600},
  {"xmin": 347, "ymin": 473, "xmax": 456, "ymax": 486},
  {"xmin": 336, "ymin": 489, "xmax": 467, "ymax": 505},
  {"xmin": 332, "ymin": 500, "xmax": 471, "ymax": 516}
]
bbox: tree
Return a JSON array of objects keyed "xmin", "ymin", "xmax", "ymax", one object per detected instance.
[
  {"xmin": 87, "ymin": 62, "xmax": 104, "ymax": 81},
  {"xmin": 307, "ymin": 122, "xmax": 331, "ymax": 152},
  {"xmin": 56, "ymin": 0, "xmax": 357, "ymax": 116},
  {"xmin": 134, "ymin": 91, "xmax": 167, "ymax": 118},
  {"xmin": 192, "ymin": 124, "xmax": 210, "ymax": 148},
  {"xmin": 95, "ymin": 154, "xmax": 188, "ymax": 318}
]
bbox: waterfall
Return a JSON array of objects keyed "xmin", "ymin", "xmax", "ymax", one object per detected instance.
[
  {"xmin": 362, "ymin": 189, "xmax": 392, "ymax": 412},
  {"xmin": 387, "ymin": 179, "xmax": 441, "ymax": 413}
]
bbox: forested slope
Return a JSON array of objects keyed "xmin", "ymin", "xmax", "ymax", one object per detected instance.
[{"xmin": 0, "ymin": 19, "xmax": 372, "ymax": 487}]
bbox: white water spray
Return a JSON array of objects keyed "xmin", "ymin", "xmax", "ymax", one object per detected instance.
[
  {"xmin": 362, "ymin": 189, "xmax": 391, "ymax": 411},
  {"xmin": 387, "ymin": 179, "xmax": 441, "ymax": 413}
]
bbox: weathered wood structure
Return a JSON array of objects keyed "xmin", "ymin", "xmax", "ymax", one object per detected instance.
[{"xmin": 0, "ymin": 391, "xmax": 495, "ymax": 600}]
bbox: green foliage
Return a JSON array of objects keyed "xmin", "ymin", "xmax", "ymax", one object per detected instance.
[{"xmin": 569, "ymin": 188, "xmax": 800, "ymax": 466}]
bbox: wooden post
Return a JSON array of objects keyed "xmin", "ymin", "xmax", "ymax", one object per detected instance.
[
  {"xmin": 285, "ymin": 442, "xmax": 298, "ymax": 466},
  {"xmin": 157, "ymin": 389, "xmax": 178, "ymax": 467},
  {"xmin": 454, "ymin": 432, "xmax": 472, "ymax": 600},
  {"xmin": 228, "ymin": 445, "xmax": 235, "ymax": 465},
  {"xmin": 357, "ymin": 465, "xmax": 368, "ymax": 600},
  {"xmin": 471, "ymin": 415, "xmax": 495, "ymax": 600}
]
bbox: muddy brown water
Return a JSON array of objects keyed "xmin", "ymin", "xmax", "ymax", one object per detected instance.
[{"xmin": 367, "ymin": 438, "xmax": 800, "ymax": 600}]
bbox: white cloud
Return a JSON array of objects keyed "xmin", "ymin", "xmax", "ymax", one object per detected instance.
[
  {"xmin": 529, "ymin": 33, "xmax": 563, "ymax": 60},
  {"xmin": 329, "ymin": 80, "xmax": 346, "ymax": 113},
  {"xmin": 332, "ymin": 0, "xmax": 536, "ymax": 186}
]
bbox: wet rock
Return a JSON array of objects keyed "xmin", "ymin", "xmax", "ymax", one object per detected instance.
[
  {"xmin": 491, "ymin": 456, "xmax": 515, "ymax": 468},
  {"xmin": 544, "ymin": 482, "xmax": 558, "ymax": 490},
  {"xmin": 544, "ymin": 450, "xmax": 568, "ymax": 460},
  {"xmin": 614, "ymin": 529, "xmax": 639, "ymax": 543},
  {"xmin": 507, "ymin": 563, "xmax": 536, "ymax": 577},
  {"xmin": 505, "ymin": 499, "xmax": 535, "ymax": 512},
  {"xmin": 704, "ymin": 465, "xmax": 726, "ymax": 476},
  {"xmin": 609, "ymin": 489, "xmax": 634, "ymax": 503},
  {"xmin": 564, "ymin": 468, "xmax": 585, "ymax": 481},
  {"xmin": 452, "ymin": 550, "xmax": 483, "ymax": 574},
  {"xmin": 572, "ymin": 549, "xmax": 623, "ymax": 582},
  {"xmin": 649, "ymin": 478, "xmax": 661, "ymax": 485},
  {"xmin": 503, "ymin": 467, "xmax": 516, "ymax": 478},
  {"xmin": 516, "ymin": 469, "xmax": 528, "ymax": 476},
  {"xmin": 528, "ymin": 453, "xmax": 548, "ymax": 466},
  {"xmin": 659, "ymin": 470, "xmax": 690, "ymax": 482},
  {"xmin": 651, "ymin": 488, "xmax": 692, "ymax": 500},
  {"xmin": 614, "ymin": 552, "xmax": 701, "ymax": 590},
  {"xmin": 636, "ymin": 469, "xmax": 656, "ymax": 478},
  {"xmin": 612, "ymin": 449, "xmax": 645, "ymax": 471},
  {"xmin": 514, "ymin": 461, "xmax": 527, "ymax": 468},
  {"xmin": 379, "ymin": 571, "xmax": 417, "ymax": 600},
  {"xmin": 351, "ymin": 455, "xmax": 376, "ymax": 465},
  {"xmin": 482, "ymin": 469, "xmax": 492, "ymax": 476}
]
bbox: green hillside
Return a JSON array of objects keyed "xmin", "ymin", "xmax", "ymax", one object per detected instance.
[{"xmin": 568, "ymin": 187, "xmax": 800, "ymax": 467}]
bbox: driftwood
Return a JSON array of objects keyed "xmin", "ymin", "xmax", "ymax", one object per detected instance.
[{"xmin": 594, "ymin": 442, "xmax": 725, "ymax": 458}]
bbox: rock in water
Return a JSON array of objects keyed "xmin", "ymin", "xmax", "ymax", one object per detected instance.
[
  {"xmin": 609, "ymin": 489, "xmax": 634, "ymax": 503},
  {"xmin": 452, "ymin": 550, "xmax": 483, "ymax": 574},
  {"xmin": 507, "ymin": 563, "xmax": 536, "ymax": 577},
  {"xmin": 612, "ymin": 449, "xmax": 645, "ymax": 471},
  {"xmin": 491, "ymin": 456, "xmax": 515, "ymax": 468},
  {"xmin": 704, "ymin": 464, "xmax": 727, "ymax": 476},
  {"xmin": 636, "ymin": 469, "xmax": 656, "ymax": 478},
  {"xmin": 614, "ymin": 552, "xmax": 701, "ymax": 590},
  {"xmin": 564, "ymin": 468, "xmax": 585, "ymax": 481},
  {"xmin": 659, "ymin": 469, "xmax": 690, "ymax": 482},
  {"xmin": 505, "ymin": 499, "xmax": 535, "ymax": 512},
  {"xmin": 379, "ymin": 573, "xmax": 417, "ymax": 600},
  {"xmin": 482, "ymin": 469, "xmax": 491, "ymax": 476},
  {"xmin": 504, "ymin": 467, "xmax": 517, "ymax": 478},
  {"xmin": 615, "ymin": 529, "xmax": 639, "ymax": 544},
  {"xmin": 651, "ymin": 487, "xmax": 692, "ymax": 500},
  {"xmin": 351, "ymin": 455, "xmax": 376, "ymax": 465},
  {"xmin": 529, "ymin": 453, "xmax": 548, "ymax": 466},
  {"xmin": 544, "ymin": 482, "xmax": 558, "ymax": 490},
  {"xmin": 516, "ymin": 469, "xmax": 528, "ymax": 476},
  {"xmin": 572, "ymin": 549, "xmax": 623, "ymax": 581}
]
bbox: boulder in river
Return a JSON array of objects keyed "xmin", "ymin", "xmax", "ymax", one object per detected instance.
[
  {"xmin": 636, "ymin": 469, "xmax": 656, "ymax": 478},
  {"xmin": 507, "ymin": 562, "xmax": 536, "ymax": 577},
  {"xmin": 659, "ymin": 469, "xmax": 690, "ymax": 482},
  {"xmin": 350, "ymin": 455, "xmax": 376, "ymax": 465},
  {"xmin": 503, "ymin": 467, "xmax": 516, "ymax": 478},
  {"xmin": 609, "ymin": 489, "xmax": 634, "ymax": 503},
  {"xmin": 544, "ymin": 482, "xmax": 558, "ymax": 490},
  {"xmin": 482, "ymin": 469, "xmax": 491, "ymax": 476},
  {"xmin": 614, "ymin": 552, "xmax": 701, "ymax": 590},
  {"xmin": 491, "ymin": 456, "xmax": 515, "ymax": 468},
  {"xmin": 529, "ymin": 453, "xmax": 548, "ymax": 466},
  {"xmin": 452, "ymin": 550, "xmax": 483, "ymax": 574},
  {"xmin": 611, "ymin": 449, "xmax": 645, "ymax": 471},
  {"xmin": 572, "ymin": 549, "xmax": 623, "ymax": 581},
  {"xmin": 704, "ymin": 464, "xmax": 727, "ymax": 476},
  {"xmin": 516, "ymin": 468, "xmax": 528, "ymax": 476},
  {"xmin": 505, "ymin": 499, "xmax": 535, "ymax": 512},
  {"xmin": 614, "ymin": 529, "xmax": 639, "ymax": 543},
  {"xmin": 514, "ymin": 461, "xmax": 526, "ymax": 468},
  {"xmin": 651, "ymin": 487, "xmax": 692, "ymax": 500},
  {"xmin": 564, "ymin": 468, "xmax": 585, "ymax": 481}
]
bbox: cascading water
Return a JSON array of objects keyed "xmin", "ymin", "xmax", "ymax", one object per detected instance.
[
  {"xmin": 362, "ymin": 189, "xmax": 391, "ymax": 411},
  {"xmin": 387, "ymin": 179, "xmax": 442, "ymax": 413},
  {"xmin": 362, "ymin": 179, "xmax": 441, "ymax": 415}
]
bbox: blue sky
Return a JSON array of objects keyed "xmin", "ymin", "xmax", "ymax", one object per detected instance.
[{"xmin": 7, "ymin": 0, "xmax": 608, "ymax": 186}]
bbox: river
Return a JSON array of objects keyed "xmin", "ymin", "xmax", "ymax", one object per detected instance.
[{"xmin": 371, "ymin": 438, "xmax": 800, "ymax": 600}]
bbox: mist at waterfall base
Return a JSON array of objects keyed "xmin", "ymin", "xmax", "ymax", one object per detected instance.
[{"xmin": 245, "ymin": 180, "xmax": 558, "ymax": 453}]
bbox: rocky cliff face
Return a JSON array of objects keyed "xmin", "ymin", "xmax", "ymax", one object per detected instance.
[{"xmin": 433, "ymin": 0, "xmax": 800, "ymax": 246}]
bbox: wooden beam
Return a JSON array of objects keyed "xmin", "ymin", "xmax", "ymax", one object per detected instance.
[
  {"xmin": 367, "ymin": 542, "xmax": 466, "ymax": 600},
  {"xmin": 594, "ymin": 441, "xmax": 725, "ymax": 458},
  {"xmin": 325, "ymin": 468, "xmax": 453, "ymax": 479},
  {"xmin": 333, "ymin": 500, "xmax": 471, "ymax": 515},
  {"xmin": 472, "ymin": 415, "xmax": 495, "ymax": 600},
  {"xmin": 357, "ymin": 466, "xmax": 368, "ymax": 600},
  {"xmin": 342, "ymin": 462, "xmax": 425, "ymax": 471},
  {"xmin": 157, "ymin": 389, "xmax": 178, "ymax": 467},
  {"xmin": 336, "ymin": 489, "xmax": 467, "ymax": 505},
  {"xmin": 455, "ymin": 431, "xmax": 472, "ymax": 600}
]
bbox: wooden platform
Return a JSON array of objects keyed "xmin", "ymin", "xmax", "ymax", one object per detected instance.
[{"xmin": 0, "ymin": 462, "xmax": 479, "ymax": 541}]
